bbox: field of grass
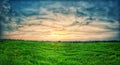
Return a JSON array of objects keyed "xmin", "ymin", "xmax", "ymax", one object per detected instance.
[{"xmin": 0, "ymin": 40, "xmax": 120, "ymax": 65}]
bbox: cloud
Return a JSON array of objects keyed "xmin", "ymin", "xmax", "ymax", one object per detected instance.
[{"xmin": 1, "ymin": 0, "xmax": 120, "ymax": 41}]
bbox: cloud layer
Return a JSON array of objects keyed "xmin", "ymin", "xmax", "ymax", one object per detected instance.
[{"xmin": 0, "ymin": 0, "xmax": 120, "ymax": 41}]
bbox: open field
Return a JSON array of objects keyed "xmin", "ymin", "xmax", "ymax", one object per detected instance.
[{"xmin": 0, "ymin": 40, "xmax": 120, "ymax": 65}]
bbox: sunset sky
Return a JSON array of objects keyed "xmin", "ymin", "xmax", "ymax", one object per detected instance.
[{"xmin": 0, "ymin": 0, "xmax": 120, "ymax": 41}]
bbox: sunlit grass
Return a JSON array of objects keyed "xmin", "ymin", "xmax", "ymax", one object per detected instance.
[{"xmin": 0, "ymin": 40, "xmax": 120, "ymax": 65}]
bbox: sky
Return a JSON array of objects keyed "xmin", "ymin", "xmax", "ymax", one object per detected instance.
[{"xmin": 0, "ymin": 0, "xmax": 120, "ymax": 41}]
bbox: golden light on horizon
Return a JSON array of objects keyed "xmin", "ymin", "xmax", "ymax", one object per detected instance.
[{"xmin": 50, "ymin": 31, "xmax": 68, "ymax": 41}]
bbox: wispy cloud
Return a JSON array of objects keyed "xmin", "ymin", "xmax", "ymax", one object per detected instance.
[{"xmin": 0, "ymin": 0, "xmax": 119, "ymax": 41}]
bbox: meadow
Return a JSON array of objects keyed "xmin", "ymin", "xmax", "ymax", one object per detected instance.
[{"xmin": 0, "ymin": 40, "xmax": 120, "ymax": 65}]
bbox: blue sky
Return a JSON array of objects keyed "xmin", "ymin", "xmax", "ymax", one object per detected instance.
[{"xmin": 0, "ymin": 0, "xmax": 120, "ymax": 41}]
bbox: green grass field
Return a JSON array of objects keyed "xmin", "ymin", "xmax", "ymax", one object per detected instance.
[{"xmin": 0, "ymin": 40, "xmax": 120, "ymax": 65}]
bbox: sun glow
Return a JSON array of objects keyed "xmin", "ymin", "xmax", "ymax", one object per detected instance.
[{"xmin": 50, "ymin": 31, "xmax": 67, "ymax": 41}]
